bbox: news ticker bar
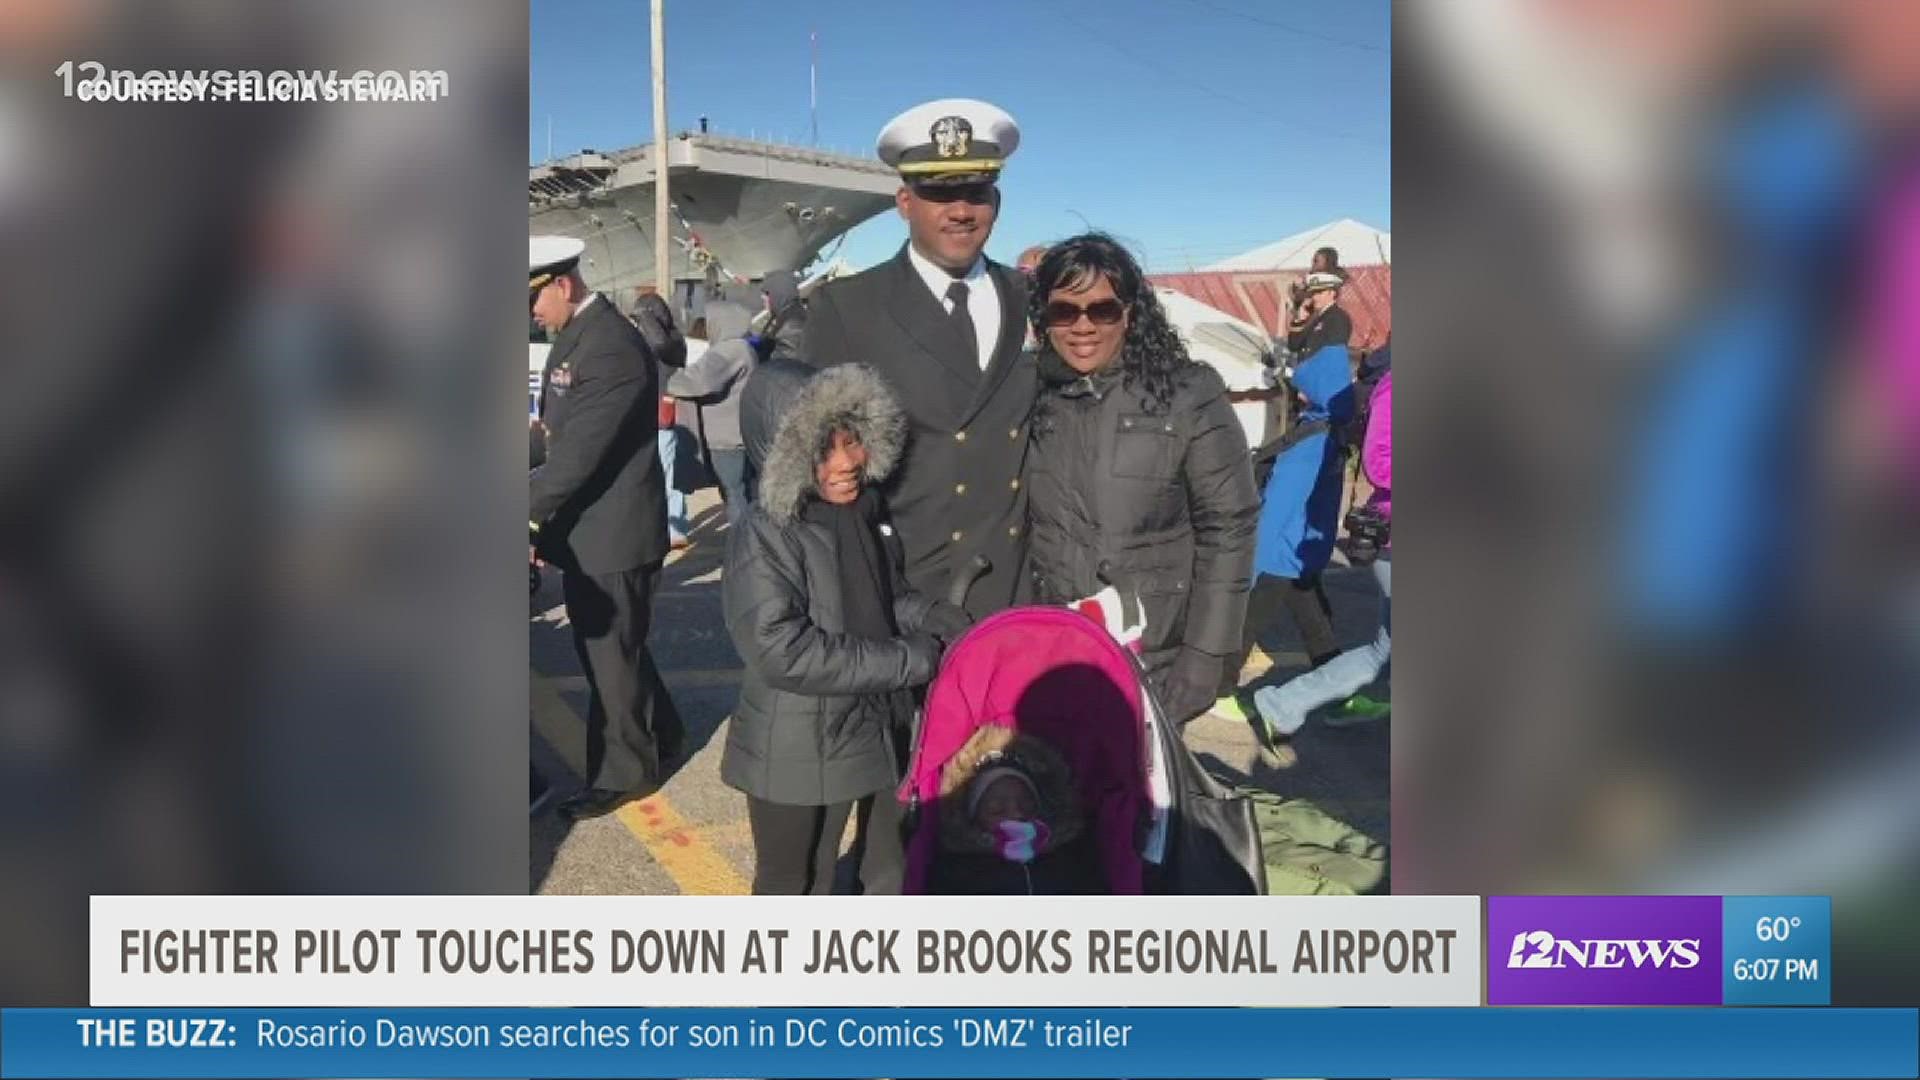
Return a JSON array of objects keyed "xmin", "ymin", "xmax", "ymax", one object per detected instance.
[{"xmin": 2, "ymin": 1007, "xmax": 1914, "ymax": 1079}]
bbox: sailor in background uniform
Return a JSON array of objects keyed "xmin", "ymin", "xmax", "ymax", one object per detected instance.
[
  {"xmin": 803, "ymin": 99, "xmax": 1035, "ymax": 619},
  {"xmin": 529, "ymin": 236, "xmax": 684, "ymax": 821}
]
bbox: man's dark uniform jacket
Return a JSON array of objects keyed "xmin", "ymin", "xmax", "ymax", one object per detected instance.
[
  {"xmin": 804, "ymin": 247, "xmax": 1035, "ymax": 619},
  {"xmin": 531, "ymin": 294, "xmax": 669, "ymax": 573},
  {"xmin": 531, "ymin": 292, "xmax": 681, "ymax": 794},
  {"xmin": 1287, "ymin": 303, "xmax": 1352, "ymax": 360}
]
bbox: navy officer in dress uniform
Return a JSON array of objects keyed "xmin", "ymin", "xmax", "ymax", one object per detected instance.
[
  {"xmin": 803, "ymin": 99, "xmax": 1035, "ymax": 619},
  {"xmin": 530, "ymin": 236, "xmax": 685, "ymax": 821}
]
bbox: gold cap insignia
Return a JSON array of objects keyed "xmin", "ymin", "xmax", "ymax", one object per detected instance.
[{"xmin": 930, "ymin": 116, "xmax": 972, "ymax": 159}]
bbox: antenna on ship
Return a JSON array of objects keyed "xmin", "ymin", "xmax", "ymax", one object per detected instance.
[{"xmin": 810, "ymin": 27, "xmax": 819, "ymax": 146}]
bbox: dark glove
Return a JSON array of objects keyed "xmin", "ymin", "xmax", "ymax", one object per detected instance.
[
  {"xmin": 1159, "ymin": 647, "xmax": 1227, "ymax": 725},
  {"xmin": 903, "ymin": 632, "xmax": 944, "ymax": 681},
  {"xmin": 920, "ymin": 600, "xmax": 974, "ymax": 645}
]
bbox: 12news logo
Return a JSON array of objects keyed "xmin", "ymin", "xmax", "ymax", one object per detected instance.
[
  {"xmin": 1505, "ymin": 931, "xmax": 1702, "ymax": 970},
  {"xmin": 1486, "ymin": 896, "xmax": 1722, "ymax": 1004}
]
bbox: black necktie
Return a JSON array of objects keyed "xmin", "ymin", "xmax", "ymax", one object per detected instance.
[{"xmin": 946, "ymin": 280, "xmax": 978, "ymax": 367}]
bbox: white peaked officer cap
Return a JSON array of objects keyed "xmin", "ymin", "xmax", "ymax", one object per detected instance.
[
  {"xmin": 876, "ymin": 98, "xmax": 1020, "ymax": 187},
  {"xmin": 530, "ymin": 235, "xmax": 587, "ymax": 290}
]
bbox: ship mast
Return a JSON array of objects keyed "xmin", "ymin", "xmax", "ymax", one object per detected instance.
[{"xmin": 650, "ymin": 0, "xmax": 671, "ymax": 291}]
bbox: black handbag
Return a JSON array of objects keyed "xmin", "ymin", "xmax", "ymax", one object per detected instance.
[{"xmin": 1150, "ymin": 709, "xmax": 1270, "ymax": 896}]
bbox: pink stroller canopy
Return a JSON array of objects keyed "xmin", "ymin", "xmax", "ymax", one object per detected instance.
[{"xmin": 902, "ymin": 607, "xmax": 1147, "ymax": 894}]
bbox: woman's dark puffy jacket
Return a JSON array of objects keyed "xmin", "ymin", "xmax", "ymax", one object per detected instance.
[
  {"xmin": 1023, "ymin": 359, "xmax": 1259, "ymax": 721},
  {"xmin": 720, "ymin": 360, "xmax": 965, "ymax": 806}
]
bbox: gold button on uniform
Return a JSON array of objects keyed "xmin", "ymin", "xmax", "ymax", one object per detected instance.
[
  {"xmin": 951, "ymin": 530, "xmax": 963, "ymax": 542},
  {"xmin": 955, "ymin": 430, "xmax": 967, "ymax": 442},
  {"xmin": 1008, "ymin": 525, "xmax": 1020, "ymax": 537},
  {"xmin": 1009, "ymin": 428, "xmax": 1020, "ymax": 439},
  {"xmin": 1009, "ymin": 478, "xmax": 1020, "ymax": 491},
  {"xmin": 955, "ymin": 483, "xmax": 967, "ymax": 495}
]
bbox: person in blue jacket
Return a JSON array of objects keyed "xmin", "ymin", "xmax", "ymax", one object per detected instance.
[{"xmin": 1215, "ymin": 307, "xmax": 1354, "ymax": 724}]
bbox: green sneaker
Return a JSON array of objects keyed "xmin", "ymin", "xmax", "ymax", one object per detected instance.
[
  {"xmin": 1324, "ymin": 693, "xmax": 1391, "ymax": 727},
  {"xmin": 1207, "ymin": 694, "xmax": 1249, "ymax": 724}
]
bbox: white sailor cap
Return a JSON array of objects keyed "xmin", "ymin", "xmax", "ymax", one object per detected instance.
[
  {"xmin": 876, "ymin": 98, "xmax": 1019, "ymax": 187},
  {"xmin": 530, "ymin": 235, "xmax": 586, "ymax": 290},
  {"xmin": 1304, "ymin": 271, "xmax": 1345, "ymax": 293}
]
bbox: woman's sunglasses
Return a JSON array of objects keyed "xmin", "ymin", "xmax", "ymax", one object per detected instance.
[{"xmin": 1043, "ymin": 298, "xmax": 1128, "ymax": 328}]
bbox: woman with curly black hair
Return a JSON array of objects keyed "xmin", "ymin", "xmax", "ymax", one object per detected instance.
[{"xmin": 1021, "ymin": 233, "xmax": 1260, "ymax": 723}]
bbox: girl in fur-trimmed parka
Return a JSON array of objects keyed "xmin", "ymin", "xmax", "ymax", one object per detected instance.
[
  {"xmin": 931, "ymin": 725, "xmax": 1104, "ymax": 895},
  {"xmin": 721, "ymin": 359, "xmax": 972, "ymax": 895}
]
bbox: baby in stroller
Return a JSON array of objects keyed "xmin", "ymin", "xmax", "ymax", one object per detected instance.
[
  {"xmin": 932, "ymin": 725, "xmax": 1103, "ymax": 895},
  {"xmin": 900, "ymin": 603, "xmax": 1269, "ymax": 896}
]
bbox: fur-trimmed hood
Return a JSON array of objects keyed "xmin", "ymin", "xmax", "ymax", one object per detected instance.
[
  {"xmin": 741, "ymin": 360, "xmax": 910, "ymax": 526},
  {"xmin": 937, "ymin": 725, "xmax": 1084, "ymax": 857}
]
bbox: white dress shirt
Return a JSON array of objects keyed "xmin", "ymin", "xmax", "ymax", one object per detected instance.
[{"xmin": 906, "ymin": 244, "xmax": 1000, "ymax": 371}]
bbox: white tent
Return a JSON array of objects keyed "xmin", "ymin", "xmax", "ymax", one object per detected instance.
[
  {"xmin": 1203, "ymin": 217, "xmax": 1391, "ymax": 272},
  {"xmin": 1155, "ymin": 287, "xmax": 1282, "ymax": 450}
]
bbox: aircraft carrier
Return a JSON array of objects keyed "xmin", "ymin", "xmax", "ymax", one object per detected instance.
[{"xmin": 528, "ymin": 132, "xmax": 899, "ymax": 298}]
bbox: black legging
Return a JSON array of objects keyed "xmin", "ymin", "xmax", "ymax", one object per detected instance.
[
  {"xmin": 746, "ymin": 792, "xmax": 906, "ymax": 895},
  {"xmin": 1221, "ymin": 571, "xmax": 1342, "ymax": 696}
]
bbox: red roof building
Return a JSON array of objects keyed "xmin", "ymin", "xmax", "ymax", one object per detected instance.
[{"xmin": 1149, "ymin": 265, "xmax": 1392, "ymax": 352}]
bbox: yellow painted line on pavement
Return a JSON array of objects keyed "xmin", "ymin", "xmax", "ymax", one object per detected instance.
[
  {"xmin": 614, "ymin": 796, "xmax": 750, "ymax": 896},
  {"xmin": 531, "ymin": 669, "xmax": 748, "ymax": 896}
]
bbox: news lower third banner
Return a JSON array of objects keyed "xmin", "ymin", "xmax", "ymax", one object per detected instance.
[
  {"xmin": 92, "ymin": 893, "xmax": 1839, "ymax": 1008},
  {"xmin": 22, "ymin": 893, "xmax": 1908, "ymax": 1079}
]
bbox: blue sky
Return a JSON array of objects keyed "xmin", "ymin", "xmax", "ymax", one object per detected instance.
[{"xmin": 530, "ymin": 0, "xmax": 1388, "ymax": 272}]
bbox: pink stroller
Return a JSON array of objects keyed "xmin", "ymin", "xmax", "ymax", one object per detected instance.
[{"xmin": 898, "ymin": 602, "xmax": 1268, "ymax": 895}]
